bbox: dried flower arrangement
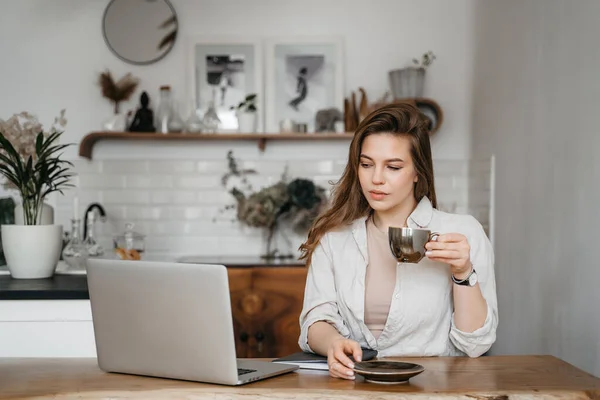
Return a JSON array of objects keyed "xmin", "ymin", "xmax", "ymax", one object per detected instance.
[
  {"xmin": 158, "ymin": 15, "xmax": 178, "ymax": 51},
  {"xmin": 219, "ymin": 151, "xmax": 328, "ymax": 259},
  {"xmin": 0, "ymin": 110, "xmax": 75, "ymax": 225},
  {"xmin": 98, "ymin": 70, "xmax": 139, "ymax": 114}
]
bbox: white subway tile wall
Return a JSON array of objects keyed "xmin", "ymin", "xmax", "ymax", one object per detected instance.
[
  {"xmin": 467, "ymin": 159, "xmax": 493, "ymax": 235},
  {"xmin": 57, "ymin": 150, "xmax": 491, "ymax": 261}
]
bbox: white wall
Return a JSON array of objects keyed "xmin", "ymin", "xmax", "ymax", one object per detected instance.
[
  {"xmin": 471, "ymin": 0, "xmax": 600, "ymax": 377},
  {"xmin": 0, "ymin": 0, "xmax": 475, "ymax": 160},
  {"xmin": 0, "ymin": 0, "xmax": 487, "ymax": 259}
]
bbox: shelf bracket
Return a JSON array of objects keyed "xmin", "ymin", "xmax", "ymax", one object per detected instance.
[{"xmin": 258, "ymin": 138, "xmax": 266, "ymax": 152}]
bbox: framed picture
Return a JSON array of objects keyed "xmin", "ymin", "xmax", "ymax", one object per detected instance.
[
  {"xmin": 265, "ymin": 36, "xmax": 344, "ymax": 133},
  {"xmin": 186, "ymin": 36, "xmax": 263, "ymax": 132}
]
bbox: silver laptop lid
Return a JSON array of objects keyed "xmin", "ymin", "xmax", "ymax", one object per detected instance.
[{"xmin": 86, "ymin": 259, "xmax": 239, "ymax": 385}]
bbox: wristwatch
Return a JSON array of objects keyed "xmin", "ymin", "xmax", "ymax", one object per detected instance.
[{"xmin": 452, "ymin": 268, "xmax": 478, "ymax": 287}]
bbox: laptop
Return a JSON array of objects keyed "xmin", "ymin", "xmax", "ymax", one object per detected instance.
[{"xmin": 86, "ymin": 259, "xmax": 298, "ymax": 385}]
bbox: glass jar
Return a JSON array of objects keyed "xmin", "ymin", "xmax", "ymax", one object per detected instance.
[
  {"xmin": 155, "ymin": 85, "xmax": 172, "ymax": 134},
  {"xmin": 113, "ymin": 222, "xmax": 145, "ymax": 260}
]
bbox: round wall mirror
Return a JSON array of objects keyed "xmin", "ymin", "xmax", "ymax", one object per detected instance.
[{"xmin": 102, "ymin": 0, "xmax": 178, "ymax": 65}]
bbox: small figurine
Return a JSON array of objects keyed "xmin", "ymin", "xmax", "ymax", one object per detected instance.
[
  {"xmin": 128, "ymin": 91, "xmax": 156, "ymax": 132},
  {"xmin": 315, "ymin": 107, "xmax": 343, "ymax": 132}
]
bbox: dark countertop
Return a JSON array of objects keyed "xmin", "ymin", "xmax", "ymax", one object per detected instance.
[
  {"xmin": 0, "ymin": 257, "xmax": 305, "ymax": 301},
  {"xmin": 0, "ymin": 275, "xmax": 89, "ymax": 300}
]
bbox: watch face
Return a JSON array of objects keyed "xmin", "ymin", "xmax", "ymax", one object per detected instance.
[{"xmin": 468, "ymin": 272, "xmax": 478, "ymax": 286}]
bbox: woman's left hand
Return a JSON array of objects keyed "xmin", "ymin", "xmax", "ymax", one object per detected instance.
[{"xmin": 425, "ymin": 233, "xmax": 472, "ymax": 279}]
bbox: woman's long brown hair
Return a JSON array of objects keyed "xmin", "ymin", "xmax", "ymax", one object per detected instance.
[{"xmin": 299, "ymin": 102, "xmax": 437, "ymax": 265}]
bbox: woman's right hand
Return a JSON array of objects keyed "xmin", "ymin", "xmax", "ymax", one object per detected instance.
[{"xmin": 327, "ymin": 338, "xmax": 362, "ymax": 380}]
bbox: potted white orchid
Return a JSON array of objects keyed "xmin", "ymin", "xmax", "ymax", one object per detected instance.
[{"xmin": 0, "ymin": 110, "xmax": 75, "ymax": 278}]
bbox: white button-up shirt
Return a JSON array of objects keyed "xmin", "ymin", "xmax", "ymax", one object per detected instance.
[{"xmin": 298, "ymin": 197, "xmax": 498, "ymax": 358}]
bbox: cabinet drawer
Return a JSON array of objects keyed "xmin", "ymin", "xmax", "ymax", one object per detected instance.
[
  {"xmin": 0, "ymin": 300, "xmax": 92, "ymax": 322},
  {"xmin": 0, "ymin": 321, "xmax": 96, "ymax": 357}
]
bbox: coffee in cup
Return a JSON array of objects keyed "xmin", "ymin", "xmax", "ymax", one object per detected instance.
[{"xmin": 388, "ymin": 227, "xmax": 439, "ymax": 264}]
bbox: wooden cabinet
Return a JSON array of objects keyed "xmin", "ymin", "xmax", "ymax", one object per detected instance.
[{"xmin": 226, "ymin": 267, "xmax": 308, "ymax": 358}]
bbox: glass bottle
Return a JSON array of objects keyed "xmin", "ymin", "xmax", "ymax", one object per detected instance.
[
  {"xmin": 167, "ymin": 99, "xmax": 184, "ymax": 132},
  {"xmin": 82, "ymin": 212, "xmax": 104, "ymax": 257},
  {"xmin": 201, "ymin": 88, "xmax": 220, "ymax": 133},
  {"xmin": 184, "ymin": 99, "xmax": 203, "ymax": 133},
  {"xmin": 62, "ymin": 218, "xmax": 88, "ymax": 271},
  {"xmin": 155, "ymin": 85, "xmax": 172, "ymax": 134},
  {"xmin": 202, "ymin": 100, "xmax": 220, "ymax": 133}
]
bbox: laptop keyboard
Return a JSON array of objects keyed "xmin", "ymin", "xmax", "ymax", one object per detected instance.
[{"xmin": 237, "ymin": 368, "xmax": 257, "ymax": 376}]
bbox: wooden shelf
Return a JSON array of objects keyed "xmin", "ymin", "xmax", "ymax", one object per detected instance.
[{"xmin": 78, "ymin": 131, "xmax": 355, "ymax": 160}]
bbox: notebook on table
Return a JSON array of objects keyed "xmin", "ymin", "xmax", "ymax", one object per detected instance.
[{"xmin": 272, "ymin": 348, "xmax": 378, "ymax": 370}]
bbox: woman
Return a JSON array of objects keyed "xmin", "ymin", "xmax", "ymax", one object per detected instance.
[{"xmin": 298, "ymin": 103, "xmax": 498, "ymax": 380}]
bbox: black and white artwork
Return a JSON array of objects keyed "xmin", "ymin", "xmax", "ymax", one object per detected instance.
[
  {"xmin": 267, "ymin": 39, "xmax": 343, "ymax": 133},
  {"xmin": 191, "ymin": 40, "xmax": 262, "ymax": 132},
  {"xmin": 286, "ymin": 55, "xmax": 324, "ymax": 111},
  {"xmin": 205, "ymin": 54, "xmax": 246, "ymax": 110}
]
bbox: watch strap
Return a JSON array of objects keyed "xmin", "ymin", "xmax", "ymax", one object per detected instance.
[{"xmin": 452, "ymin": 268, "xmax": 476, "ymax": 286}]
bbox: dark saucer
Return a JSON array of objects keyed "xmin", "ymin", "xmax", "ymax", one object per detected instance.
[{"xmin": 352, "ymin": 360, "xmax": 425, "ymax": 384}]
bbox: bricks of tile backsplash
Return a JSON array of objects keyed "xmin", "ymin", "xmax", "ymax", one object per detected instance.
[
  {"xmin": 57, "ymin": 157, "xmax": 492, "ymax": 259},
  {"xmin": 467, "ymin": 158, "xmax": 493, "ymax": 236},
  {"xmin": 76, "ymin": 174, "xmax": 126, "ymax": 189}
]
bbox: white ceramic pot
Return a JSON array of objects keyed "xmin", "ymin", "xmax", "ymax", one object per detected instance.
[
  {"xmin": 388, "ymin": 67, "xmax": 426, "ymax": 99},
  {"xmin": 14, "ymin": 202, "xmax": 54, "ymax": 225},
  {"xmin": 1, "ymin": 224, "xmax": 63, "ymax": 279},
  {"xmin": 237, "ymin": 112, "xmax": 257, "ymax": 133}
]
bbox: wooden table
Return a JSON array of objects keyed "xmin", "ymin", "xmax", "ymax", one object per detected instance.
[{"xmin": 1, "ymin": 355, "xmax": 599, "ymax": 399}]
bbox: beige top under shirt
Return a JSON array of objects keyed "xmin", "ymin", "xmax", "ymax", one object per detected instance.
[{"xmin": 364, "ymin": 216, "xmax": 398, "ymax": 339}]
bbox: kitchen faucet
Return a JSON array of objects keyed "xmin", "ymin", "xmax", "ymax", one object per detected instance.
[{"xmin": 83, "ymin": 203, "xmax": 106, "ymax": 240}]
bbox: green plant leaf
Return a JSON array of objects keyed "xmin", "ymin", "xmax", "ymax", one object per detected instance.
[
  {"xmin": 37, "ymin": 130, "xmax": 62, "ymax": 157},
  {"xmin": 0, "ymin": 153, "xmax": 19, "ymax": 175},
  {"xmin": 38, "ymin": 143, "xmax": 72, "ymax": 161},
  {"xmin": 0, "ymin": 163, "xmax": 21, "ymax": 188},
  {"xmin": 42, "ymin": 178, "xmax": 74, "ymax": 198},
  {"xmin": 0, "ymin": 133, "xmax": 25, "ymax": 179},
  {"xmin": 35, "ymin": 132, "xmax": 43, "ymax": 155}
]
